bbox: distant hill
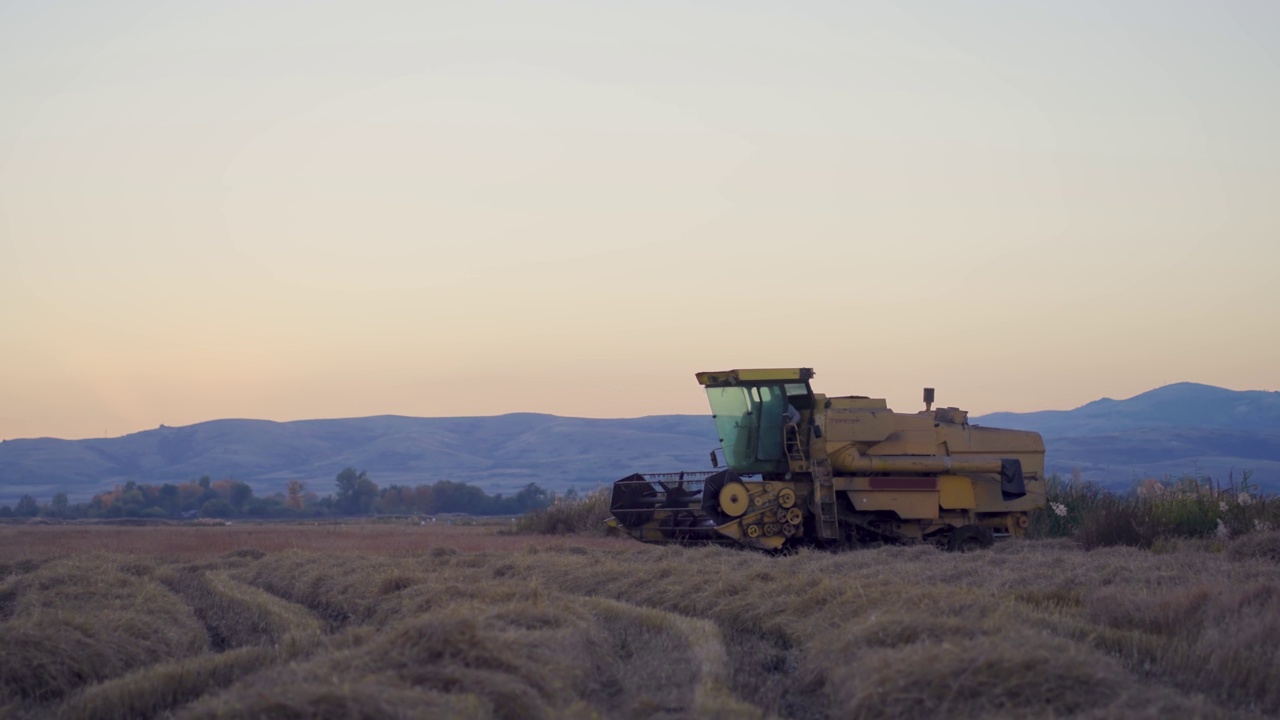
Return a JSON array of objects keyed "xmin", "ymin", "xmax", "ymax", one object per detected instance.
[
  {"xmin": 974, "ymin": 383, "xmax": 1280, "ymax": 490},
  {"xmin": 4, "ymin": 382, "xmax": 1278, "ymax": 505},
  {"xmin": 0, "ymin": 414, "xmax": 721, "ymax": 504}
]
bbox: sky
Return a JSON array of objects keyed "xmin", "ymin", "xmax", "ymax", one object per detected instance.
[{"xmin": 1, "ymin": 1, "xmax": 1277, "ymax": 441}]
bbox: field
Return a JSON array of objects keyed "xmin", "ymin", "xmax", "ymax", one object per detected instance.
[{"xmin": 2, "ymin": 523, "xmax": 1280, "ymax": 719}]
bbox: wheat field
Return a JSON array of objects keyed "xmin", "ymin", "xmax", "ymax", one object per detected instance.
[{"xmin": 2, "ymin": 523, "xmax": 1279, "ymax": 719}]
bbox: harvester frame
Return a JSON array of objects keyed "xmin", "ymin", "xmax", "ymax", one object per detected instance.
[{"xmin": 608, "ymin": 368, "xmax": 1046, "ymax": 551}]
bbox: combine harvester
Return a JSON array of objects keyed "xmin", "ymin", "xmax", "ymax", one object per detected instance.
[{"xmin": 608, "ymin": 368, "xmax": 1045, "ymax": 551}]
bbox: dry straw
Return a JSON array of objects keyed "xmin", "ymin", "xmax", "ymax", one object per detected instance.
[{"xmin": 1, "ymin": 524, "xmax": 1278, "ymax": 718}]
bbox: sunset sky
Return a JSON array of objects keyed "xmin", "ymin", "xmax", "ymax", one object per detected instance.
[{"xmin": 2, "ymin": 1, "xmax": 1277, "ymax": 441}]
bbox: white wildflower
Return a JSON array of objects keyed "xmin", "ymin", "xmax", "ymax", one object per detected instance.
[
  {"xmin": 1219, "ymin": 501, "xmax": 1228, "ymax": 513},
  {"xmin": 1238, "ymin": 492, "xmax": 1253, "ymax": 506},
  {"xmin": 1255, "ymin": 519, "xmax": 1274, "ymax": 533},
  {"xmin": 1216, "ymin": 519, "xmax": 1231, "ymax": 540},
  {"xmin": 1137, "ymin": 479, "xmax": 1165, "ymax": 498},
  {"xmin": 1051, "ymin": 502, "xmax": 1068, "ymax": 518}
]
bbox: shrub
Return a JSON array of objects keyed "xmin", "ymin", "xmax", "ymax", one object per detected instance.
[
  {"xmin": 1151, "ymin": 494, "xmax": 1218, "ymax": 538},
  {"xmin": 512, "ymin": 489, "xmax": 613, "ymax": 536},
  {"xmin": 1074, "ymin": 494, "xmax": 1160, "ymax": 550},
  {"xmin": 1034, "ymin": 471, "xmax": 1279, "ymax": 550},
  {"xmin": 1027, "ymin": 475, "xmax": 1109, "ymax": 540}
]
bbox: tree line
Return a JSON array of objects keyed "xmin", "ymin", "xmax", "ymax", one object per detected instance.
[{"xmin": 0, "ymin": 468, "xmax": 553, "ymax": 520}]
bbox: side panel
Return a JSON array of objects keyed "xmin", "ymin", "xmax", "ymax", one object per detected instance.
[
  {"xmin": 844, "ymin": 490, "xmax": 939, "ymax": 519},
  {"xmin": 938, "ymin": 475, "xmax": 976, "ymax": 509},
  {"xmin": 837, "ymin": 477, "xmax": 940, "ymax": 520}
]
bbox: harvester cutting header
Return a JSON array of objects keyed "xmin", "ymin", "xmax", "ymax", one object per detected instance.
[{"xmin": 608, "ymin": 368, "xmax": 1045, "ymax": 551}]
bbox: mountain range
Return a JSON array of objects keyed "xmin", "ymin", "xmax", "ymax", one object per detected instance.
[
  {"xmin": 0, "ymin": 414, "xmax": 720, "ymax": 504},
  {"xmin": 973, "ymin": 382, "xmax": 1280, "ymax": 490},
  {"xmin": 2, "ymin": 382, "xmax": 1277, "ymax": 504}
]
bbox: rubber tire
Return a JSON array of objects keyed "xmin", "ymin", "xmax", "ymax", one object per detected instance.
[{"xmin": 947, "ymin": 524, "xmax": 995, "ymax": 553}]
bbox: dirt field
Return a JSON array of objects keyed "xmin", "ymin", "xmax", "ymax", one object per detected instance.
[{"xmin": 2, "ymin": 523, "xmax": 1279, "ymax": 719}]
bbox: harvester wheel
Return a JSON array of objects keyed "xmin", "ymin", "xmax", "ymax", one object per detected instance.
[
  {"xmin": 782, "ymin": 522, "xmax": 797, "ymax": 537},
  {"xmin": 777, "ymin": 488, "xmax": 796, "ymax": 509},
  {"xmin": 947, "ymin": 524, "xmax": 995, "ymax": 553},
  {"xmin": 719, "ymin": 482, "xmax": 751, "ymax": 517},
  {"xmin": 763, "ymin": 523, "xmax": 781, "ymax": 537},
  {"xmin": 745, "ymin": 524, "xmax": 761, "ymax": 538},
  {"xmin": 784, "ymin": 507, "xmax": 803, "ymax": 526}
]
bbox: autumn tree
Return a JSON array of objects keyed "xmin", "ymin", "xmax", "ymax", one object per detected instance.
[
  {"xmin": 212, "ymin": 479, "xmax": 254, "ymax": 513},
  {"xmin": 286, "ymin": 479, "xmax": 307, "ymax": 510}
]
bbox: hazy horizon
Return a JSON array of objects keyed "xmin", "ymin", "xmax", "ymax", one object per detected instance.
[{"xmin": 3, "ymin": 1, "xmax": 1277, "ymax": 441}]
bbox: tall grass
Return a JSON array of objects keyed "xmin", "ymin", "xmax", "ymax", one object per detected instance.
[
  {"xmin": 512, "ymin": 488, "xmax": 613, "ymax": 536},
  {"xmin": 1029, "ymin": 471, "xmax": 1279, "ymax": 550}
]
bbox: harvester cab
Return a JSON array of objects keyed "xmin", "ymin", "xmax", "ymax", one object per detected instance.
[
  {"xmin": 608, "ymin": 367, "xmax": 1046, "ymax": 552},
  {"xmin": 697, "ymin": 368, "xmax": 817, "ymax": 475}
]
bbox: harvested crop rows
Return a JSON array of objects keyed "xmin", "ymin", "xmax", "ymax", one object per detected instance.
[{"xmin": 2, "ymin": 525, "xmax": 1279, "ymax": 719}]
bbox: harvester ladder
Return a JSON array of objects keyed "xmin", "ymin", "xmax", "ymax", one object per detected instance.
[
  {"xmin": 784, "ymin": 423, "xmax": 804, "ymax": 463},
  {"xmin": 812, "ymin": 457, "xmax": 839, "ymax": 541}
]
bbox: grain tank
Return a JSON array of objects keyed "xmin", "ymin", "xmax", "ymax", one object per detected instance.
[{"xmin": 608, "ymin": 368, "xmax": 1045, "ymax": 551}]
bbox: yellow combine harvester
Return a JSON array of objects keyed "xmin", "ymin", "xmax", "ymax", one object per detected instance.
[{"xmin": 608, "ymin": 368, "xmax": 1045, "ymax": 551}]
